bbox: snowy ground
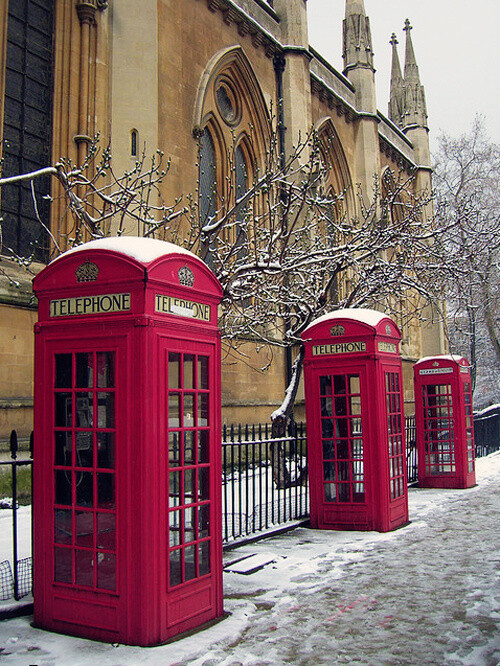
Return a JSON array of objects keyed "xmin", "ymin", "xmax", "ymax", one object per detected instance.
[{"xmin": 0, "ymin": 453, "xmax": 499, "ymax": 665}]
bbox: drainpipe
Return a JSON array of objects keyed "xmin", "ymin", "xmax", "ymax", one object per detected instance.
[{"xmin": 273, "ymin": 53, "xmax": 294, "ymax": 423}]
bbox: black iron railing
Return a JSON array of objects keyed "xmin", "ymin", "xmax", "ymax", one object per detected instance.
[
  {"xmin": 405, "ymin": 415, "xmax": 418, "ymax": 484},
  {"xmin": 1, "ymin": 408, "xmax": 499, "ymax": 604},
  {"xmin": 222, "ymin": 421, "xmax": 308, "ymax": 545},
  {"xmin": 0, "ymin": 430, "xmax": 33, "ymax": 602}
]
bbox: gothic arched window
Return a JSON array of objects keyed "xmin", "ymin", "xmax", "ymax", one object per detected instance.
[
  {"xmin": 199, "ymin": 127, "xmax": 217, "ymax": 227},
  {"xmin": 234, "ymin": 143, "xmax": 248, "ymax": 257}
]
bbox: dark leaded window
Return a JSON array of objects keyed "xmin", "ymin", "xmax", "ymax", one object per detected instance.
[
  {"xmin": 199, "ymin": 128, "xmax": 217, "ymax": 265},
  {"xmin": 1, "ymin": 0, "xmax": 54, "ymax": 261},
  {"xmin": 234, "ymin": 144, "xmax": 248, "ymax": 258},
  {"xmin": 199, "ymin": 128, "xmax": 216, "ymax": 225}
]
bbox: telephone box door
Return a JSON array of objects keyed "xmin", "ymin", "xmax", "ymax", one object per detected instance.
[
  {"xmin": 34, "ymin": 333, "xmax": 127, "ymax": 635},
  {"xmin": 310, "ymin": 366, "xmax": 370, "ymax": 529},
  {"xmin": 159, "ymin": 336, "xmax": 222, "ymax": 632}
]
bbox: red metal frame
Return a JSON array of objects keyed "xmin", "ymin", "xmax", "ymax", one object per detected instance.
[
  {"xmin": 414, "ymin": 356, "xmax": 476, "ymax": 489},
  {"xmin": 33, "ymin": 239, "xmax": 223, "ymax": 646},
  {"xmin": 302, "ymin": 311, "xmax": 409, "ymax": 533}
]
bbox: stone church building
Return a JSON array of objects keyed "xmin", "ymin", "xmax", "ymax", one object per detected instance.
[{"xmin": 0, "ymin": 0, "xmax": 446, "ymax": 440}]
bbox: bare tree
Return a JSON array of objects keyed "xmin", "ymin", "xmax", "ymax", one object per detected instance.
[
  {"xmin": 433, "ymin": 117, "xmax": 500, "ymax": 398},
  {"xmin": 0, "ymin": 130, "xmax": 449, "ymax": 424}
]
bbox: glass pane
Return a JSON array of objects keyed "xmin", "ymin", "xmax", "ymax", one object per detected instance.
[
  {"xmin": 75, "ymin": 394, "xmax": 93, "ymax": 428},
  {"xmin": 75, "ymin": 549, "xmax": 93, "ymax": 587},
  {"xmin": 97, "ymin": 552, "xmax": 116, "ymax": 591},
  {"xmin": 337, "ymin": 461, "xmax": 350, "ymax": 481},
  {"xmin": 352, "ymin": 438, "xmax": 363, "ymax": 459},
  {"xmin": 319, "ymin": 375, "xmax": 331, "ymax": 395},
  {"xmin": 97, "ymin": 432, "xmax": 115, "ymax": 469},
  {"xmin": 199, "ymin": 541, "xmax": 210, "ymax": 577},
  {"xmin": 198, "ymin": 430, "xmax": 209, "ymax": 463},
  {"xmin": 76, "ymin": 353, "xmax": 93, "ymax": 388},
  {"xmin": 198, "ymin": 394, "xmax": 208, "ymax": 426},
  {"xmin": 336, "ymin": 440, "xmax": 350, "ymax": 459},
  {"xmin": 75, "ymin": 432, "xmax": 93, "ymax": 468},
  {"xmin": 54, "ymin": 547, "xmax": 72, "ymax": 583},
  {"xmin": 185, "ymin": 544, "xmax": 196, "ymax": 581},
  {"xmin": 353, "ymin": 485, "xmax": 365, "ymax": 503},
  {"xmin": 320, "ymin": 397, "xmax": 333, "ymax": 417},
  {"xmin": 98, "ymin": 473, "xmax": 115, "ymax": 509},
  {"xmin": 334, "ymin": 396, "xmax": 347, "ymax": 416},
  {"xmin": 55, "ymin": 431, "xmax": 72, "ymax": 466},
  {"xmin": 75, "ymin": 472, "xmax": 94, "ymax": 507},
  {"xmin": 184, "ymin": 394, "xmax": 195, "ymax": 427},
  {"xmin": 333, "ymin": 375, "xmax": 346, "ymax": 395},
  {"xmin": 184, "ymin": 431, "xmax": 195, "ymax": 464},
  {"xmin": 169, "ymin": 394, "xmax": 181, "ymax": 427},
  {"xmin": 184, "ymin": 355, "xmax": 195, "ymax": 389},
  {"xmin": 55, "ymin": 393, "xmax": 72, "ymax": 427},
  {"xmin": 97, "ymin": 512, "xmax": 115, "ymax": 550},
  {"xmin": 169, "ymin": 549, "xmax": 182, "ymax": 587},
  {"xmin": 335, "ymin": 419, "xmax": 349, "ymax": 439},
  {"xmin": 184, "ymin": 506, "xmax": 196, "ymax": 543},
  {"xmin": 324, "ymin": 483, "xmax": 336, "ymax": 502},
  {"xmin": 184, "ymin": 469, "xmax": 195, "ymax": 504},
  {"xmin": 54, "ymin": 509, "xmax": 72, "ymax": 544},
  {"xmin": 55, "ymin": 470, "xmax": 72, "ymax": 506},
  {"xmin": 321, "ymin": 419, "xmax": 334, "ymax": 439},
  {"xmin": 198, "ymin": 467, "xmax": 209, "ymax": 501},
  {"xmin": 169, "ymin": 432, "xmax": 181, "ymax": 466},
  {"xmin": 338, "ymin": 484, "xmax": 350, "ymax": 502},
  {"xmin": 322, "ymin": 440, "xmax": 335, "ymax": 460},
  {"xmin": 169, "ymin": 511, "xmax": 181, "ymax": 547},
  {"xmin": 169, "ymin": 471, "xmax": 181, "ymax": 507},
  {"xmin": 168, "ymin": 353, "xmax": 181, "ymax": 389},
  {"xmin": 198, "ymin": 356, "xmax": 209, "ymax": 390},
  {"xmin": 97, "ymin": 393, "xmax": 115, "ymax": 428},
  {"xmin": 323, "ymin": 461, "xmax": 335, "ymax": 481},
  {"xmin": 199, "ymin": 504, "xmax": 210, "ymax": 538},
  {"xmin": 349, "ymin": 375, "xmax": 360, "ymax": 394},
  {"xmin": 55, "ymin": 354, "xmax": 72, "ymax": 388},
  {"xmin": 96, "ymin": 352, "xmax": 115, "ymax": 388},
  {"xmin": 75, "ymin": 510, "xmax": 94, "ymax": 548},
  {"xmin": 350, "ymin": 396, "xmax": 361, "ymax": 415}
]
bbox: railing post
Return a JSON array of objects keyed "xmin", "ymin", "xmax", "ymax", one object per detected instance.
[{"xmin": 10, "ymin": 430, "xmax": 20, "ymax": 600}]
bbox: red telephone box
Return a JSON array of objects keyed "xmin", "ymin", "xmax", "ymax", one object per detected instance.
[
  {"xmin": 414, "ymin": 355, "xmax": 476, "ymax": 489},
  {"xmin": 302, "ymin": 309, "xmax": 408, "ymax": 533},
  {"xmin": 33, "ymin": 237, "xmax": 224, "ymax": 646}
]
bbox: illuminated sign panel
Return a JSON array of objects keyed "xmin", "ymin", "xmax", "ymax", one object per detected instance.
[
  {"xmin": 50, "ymin": 293, "xmax": 131, "ymax": 317},
  {"xmin": 155, "ymin": 294, "xmax": 211, "ymax": 322},
  {"xmin": 312, "ymin": 341, "xmax": 366, "ymax": 356}
]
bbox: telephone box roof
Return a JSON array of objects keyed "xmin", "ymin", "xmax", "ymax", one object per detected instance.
[
  {"xmin": 50, "ymin": 236, "xmax": 196, "ymax": 265},
  {"xmin": 415, "ymin": 354, "xmax": 468, "ymax": 366},
  {"xmin": 305, "ymin": 308, "xmax": 393, "ymax": 332}
]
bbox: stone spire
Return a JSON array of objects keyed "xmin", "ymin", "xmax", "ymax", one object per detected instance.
[
  {"xmin": 402, "ymin": 19, "xmax": 428, "ymax": 129},
  {"xmin": 343, "ymin": 0, "xmax": 374, "ymax": 74},
  {"xmin": 388, "ymin": 33, "xmax": 404, "ymax": 128}
]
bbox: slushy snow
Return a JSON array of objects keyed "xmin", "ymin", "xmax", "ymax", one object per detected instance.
[{"xmin": 0, "ymin": 453, "xmax": 499, "ymax": 665}]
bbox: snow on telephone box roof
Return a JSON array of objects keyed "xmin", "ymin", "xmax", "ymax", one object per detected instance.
[
  {"xmin": 303, "ymin": 308, "xmax": 401, "ymax": 339},
  {"xmin": 49, "ymin": 236, "xmax": 198, "ymax": 265}
]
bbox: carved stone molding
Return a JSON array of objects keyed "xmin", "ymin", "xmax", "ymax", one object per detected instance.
[{"xmin": 75, "ymin": 0, "xmax": 108, "ymax": 25}]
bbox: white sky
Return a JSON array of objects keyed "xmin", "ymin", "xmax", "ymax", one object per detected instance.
[{"xmin": 307, "ymin": 0, "xmax": 500, "ymax": 153}]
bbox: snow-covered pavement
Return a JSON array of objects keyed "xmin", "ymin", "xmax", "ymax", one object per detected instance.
[{"xmin": 1, "ymin": 453, "xmax": 499, "ymax": 665}]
